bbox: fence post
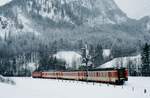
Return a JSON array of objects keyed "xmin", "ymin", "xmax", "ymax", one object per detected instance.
[
  {"xmin": 144, "ymin": 89, "xmax": 147, "ymax": 94},
  {"xmin": 132, "ymin": 87, "xmax": 134, "ymax": 92}
]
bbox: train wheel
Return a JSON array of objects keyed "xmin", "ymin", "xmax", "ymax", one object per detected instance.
[{"xmin": 115, "ymin": 80, "xmax": 124, "ymax": 85}]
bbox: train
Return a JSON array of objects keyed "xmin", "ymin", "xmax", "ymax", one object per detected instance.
[{"xmin": 32, "ymin": 68, "xmax": 128, "ymax": 85}]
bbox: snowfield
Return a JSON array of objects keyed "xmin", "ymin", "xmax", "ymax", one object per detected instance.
[
  {"xmin": 54, "ymin": 51, "xmax": 82, "ymax": 68},
  {"xmin": 0, "ymin": 77, "xmax": 150, "ymax": 98},
  {"xmin": 99, "ymin": 55, "xmax": 141, "ymax": 68},
  {"xmin": 0, "ymin": 75, "xmax": 15, "ymax": 85},
  {"xmin": 0, "ymin": 0, "xmax": 12, "ymax": 6}
]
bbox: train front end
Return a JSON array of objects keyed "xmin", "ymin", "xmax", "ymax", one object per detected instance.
[{"xmin": 117, "ymin": 68, "xmax": 128, "ymax": 84}]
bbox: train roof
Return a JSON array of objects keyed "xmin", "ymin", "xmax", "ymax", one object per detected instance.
[
  {"xmin": 63, "ymin": 67, "xmax": 126, "ymax": 72},
  {"xmin": 34, "ymin": 67, "xmax": 127, "ymax": 72},
  {"xmin": 88, "ymin": 67, "xmax": 126, "ymax": 71}
]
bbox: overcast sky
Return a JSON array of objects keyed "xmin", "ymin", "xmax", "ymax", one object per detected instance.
[{"xmin": 114, "ymin": 0, "xmax": 150, "ymax": 19}]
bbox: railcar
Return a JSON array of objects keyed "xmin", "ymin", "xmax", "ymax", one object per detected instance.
[
  {"xmin": 32, "ymin": 68, "xmax": 128, "ymax": 85},
  {"xmin": 42, "ymin": 72, "xmax": 56, "ymax": 79},
  {"xmin": 86, "ymin": 68, "xmax": 128, "ymax": 84},
  {"xmin": 32, "ymin": 71, "xmax": 42, "ymax": 78}
]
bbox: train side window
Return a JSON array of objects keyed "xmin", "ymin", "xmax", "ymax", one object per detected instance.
[
  {"xmin": 113, "ymin": 72, "xmax": 115, "ymax": 77},
  {"xmin": 96, "ymin": 72, "xmax": 98, "ymax": 77},
  {"xmin": 42, "ymin": 73, "xmax": 44, "ymax": 76},
  {"xmin": 110, "ymin": 72, "xmax": 112, "ymax": 77}
]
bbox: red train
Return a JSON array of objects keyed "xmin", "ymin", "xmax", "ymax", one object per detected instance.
[{"xmin": 32, "ymin": 68, "xmax": 128, "ymax": 85}]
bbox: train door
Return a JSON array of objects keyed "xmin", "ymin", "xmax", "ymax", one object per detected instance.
[{"xmin": 108, "ymin": 72, "xmax": 111, "ymax": 82}]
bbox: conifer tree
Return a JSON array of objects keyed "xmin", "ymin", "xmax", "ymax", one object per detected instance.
[
  {"xmin": 93, "ymin": 44, "xmax": 104, "ymax": 67},
  {"xmin": 141, "ymin": 43, "xmax": 150, "ymax": 76}
]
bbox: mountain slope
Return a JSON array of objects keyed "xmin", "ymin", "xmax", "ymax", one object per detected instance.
[
  {"xmin": 1, "ymin": 0, "xmax": 150, "ymax": 74},
  {"xmin": 0, "ymin": 0, "xmax": 128, "ymax": 27},
  {"xmin": 0, "ymin": 0, "xmax": 12, "ymax": 6},
  {"xmin": 0, "ymin": 0, "xmax": 150, "ymax": 56}
]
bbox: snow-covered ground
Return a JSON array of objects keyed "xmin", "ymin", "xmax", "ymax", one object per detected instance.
[
  {"xmin": 54, "ymin": 51, "xmax": 82, "ymax": 68},
  {"xmin": 0, "ymin": 77, "xmax": 150, "ymax": 98},
  {"xmin": 0, "ymin": 0, "xmax": 12, "ymax": 6},
  {"xmin": 54, "ymin": 50, "xmax": 111, "ymax": 69},
  {"xmin": 0, "ymin": 75, "xmax": 15, "ymax": 85},
  {"xmin": 103, "ymin": 49, "xmax": 111, "ymax": 58},
  {"xmin": 99, "ymin": 55, "xmax": 141, "ymax": 68}
]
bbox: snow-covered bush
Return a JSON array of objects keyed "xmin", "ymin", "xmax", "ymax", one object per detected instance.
[{"xmin": 0, "ymin": 75, "xmax": 16, "ymax": 85}]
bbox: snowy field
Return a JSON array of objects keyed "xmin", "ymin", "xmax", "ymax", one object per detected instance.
[
  {"xmin": 0, "ymin": 0, "xmax": 12, "ymax": 6},
  {"xmin": 0, "ymin": 77, "xmax": 150, "ymax": 98}
]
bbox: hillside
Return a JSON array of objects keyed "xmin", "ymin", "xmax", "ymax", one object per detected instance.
[
  {"xmin": 99, "ymin": 55, "xmax": 141, "ymax": 68},
  {"xmin": 0, "ymin": 0, "xmax": 12, "ymax": 6},
  {"xmin": 0, "ymin": 0, "xmax": 149, "ymax": 50},
  {"xmin": 0, "ymin": 0, "xmax": 150, "ymax": 75}
]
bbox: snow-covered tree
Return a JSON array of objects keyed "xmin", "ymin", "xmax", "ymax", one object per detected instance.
[{"xmin": 141, "ymin": 43, "xmax": 150, "ymax": 76}]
